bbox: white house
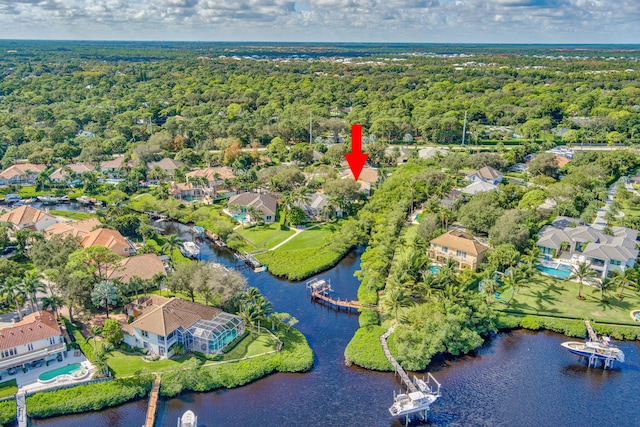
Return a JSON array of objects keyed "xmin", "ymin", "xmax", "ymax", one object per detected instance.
[
  {"xmin": 0, "ymin": 311, "xmax": 66, "ymax": 375},
  {"xmin": 466, "ymin": 166, "xmax": 503, "ymax": 185},
  {"xmin": 123, "ymin": 296, "xmax": 244, "ymax": 358},
  {"xmin": 0, "ymin": 205, "xmax": 58, "ymax": 232}
]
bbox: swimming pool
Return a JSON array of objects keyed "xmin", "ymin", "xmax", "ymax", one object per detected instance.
[
  {"xmin": 536, "ymin": 264, "xmax": 572, "ymax": 279},
  {"xmin": 38, "ymin": 363, "xmax": 82, "ymax": 382},
  {"xmin": 233, "ymin": 213, "xmax": 248, "ymax": 222},
  {"xmin": 429, "ymin": 265, "xmax": 440, "ymax": 274},
  {"xmin": 104, "ymin": 179, "xmax": 121, "ymax": 184}
]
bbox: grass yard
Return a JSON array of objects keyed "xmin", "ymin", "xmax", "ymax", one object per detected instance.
[
  {"xmin": 49, "ymin": 210, "xmax": 96, "ymax": 221},
  {"xmin": 273, "ymin": 221, "xmax": 342, "ymax": 251},
  {"xmin": 106, "ymin": 352, "xmax": 194, "ymax": 377},
  {"xmin": 236, "ymin": 223, "xmax": 294, "ymax": 250},
  {"xmin": 497, "ymin": 273, "xmax": 640, "ymax": 325},
  {"xmin": 0, "ymin": 379, "xmax": 17, "ymax": 399},
  {"xmin": 221, "ymin": 332, "xmax": 280, "ymax": 361}
]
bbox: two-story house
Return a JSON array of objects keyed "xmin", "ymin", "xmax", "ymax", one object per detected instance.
[
  {"xmin": 0, "ymin": 205, "xmax": 58, "ymax": 232},
  {"xmin": 80, "ymin": 227, "xmax": 135, "ymax": 257},
  {"xmin": 466, "ymin": 166, "xmax": 503, "ymax": 185},
  {"xmin": 429, "ymin": 230, "xmax": 489, "ymax": 271},
  {"xmin": 123, "ymin": 296, "xmax": 244, "ymax": 358},
  {"xmin": 0, "ymin": 163, "xmax": 47, "ymax": 185},
  {"xmin": 49, "ymin": 163, "xmax": 94, "ymax": 184},
  {"xmin": 185, "ymin": 167, "xmax": 236, "ymax": 199},
  {"xmin": 0, "ymin": 311, "xmax": 66, "ymax": 375},
  {"xmin": 227, "ymin": 192, "xmax": 278, "ymax": 224}
]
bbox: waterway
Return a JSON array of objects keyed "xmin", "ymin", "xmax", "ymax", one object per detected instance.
[{"xmin": 25, "ymin": 210, "xmax": 640, "ymax": 427}]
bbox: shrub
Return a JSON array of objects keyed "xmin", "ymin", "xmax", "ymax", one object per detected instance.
[
  {"xmin": 358, "ymin": 308, "xmax": 379, "ymax": 327},
  {"xmin": 520, "ymin": 315, "xmax": 542, "ymax": 330},
  {"xmin": 0, "ymin": 400, "xmax": 15, "ymax": 426},
  {"xmin": 27, "ymin": 376, "xmax": 153, "ymax": 419},
  {"xmin": 344, "ymin": 326, "xmax": 392, "ymax": 371},
  {"xmin": 256, "ymin": 246, "xmax": 349, "ymax": 281},
  {"xmin": 495, "ymin": 313, "xmax": 521, "ymax": 329}
]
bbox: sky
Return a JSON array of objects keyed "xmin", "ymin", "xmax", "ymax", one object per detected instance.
[{"xmin": 0, "ymin": 0, "xmax": 638, "ymax": 44}]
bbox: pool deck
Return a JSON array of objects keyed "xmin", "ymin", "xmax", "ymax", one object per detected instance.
[{"xmin": 15, "ymin": 354, "xmax": 96, "ymax": 395}]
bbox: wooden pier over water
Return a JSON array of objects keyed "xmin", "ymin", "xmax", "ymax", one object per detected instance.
[
  {"xmin": 585, "ymin": 320, "xmax": 598, "ymax": 342},
  {"xmin": 144, "ymin": 373, "xmax": 161, "ymax": 427},
  {"xmin": 306, "ymin": 278, "xmax": 374, "ymax": 312},
  {"xmin": 380, "ymin": 325, "xmax": 417, "ymax": 393}
]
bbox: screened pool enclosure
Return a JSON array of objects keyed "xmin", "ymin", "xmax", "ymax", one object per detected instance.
[{"xmin": 180, "ymin": 313, "xmax": 245, "ymax": 354}]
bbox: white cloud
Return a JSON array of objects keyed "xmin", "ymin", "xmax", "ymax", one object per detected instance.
[{"xmin": 0, "ymin": 0, "xmax": 638, "ymax": 42}]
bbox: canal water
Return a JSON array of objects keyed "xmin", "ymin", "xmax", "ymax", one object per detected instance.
[{"xmin": 26, "ymin": 211, "xmax": 640, "ymax": 427}]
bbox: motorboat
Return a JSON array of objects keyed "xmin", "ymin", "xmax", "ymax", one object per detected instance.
[
  {"xmin": 4, "ymin": 194, "xmax": 21, "ymax": 204},
  {"xmin": 180, "ymin": 241, "xmax": 200, "ymax": 259},
  {"xmin": 389, "ymin": 391, "xmax": 438, "ymax": 417},
  {"xmin": 37, "ymin": 194, "xmax": 59, "ymax": 204},
  {"xmin": 177, "ymin": 410, "xmax": 197, "ymax": 427},
  {"xmin": 561, "ymin": 338, "xmax": 625, "ymax": 363}
]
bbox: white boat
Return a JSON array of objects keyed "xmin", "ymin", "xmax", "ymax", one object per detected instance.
[
  {"xmin": 37, "ymin": 194, "xmax": 59, "ymax": 204},
  {"xmin": 177, "ymin": 410, "xmax": 197, "ymax": 427},
  {"xmin": 4, "ymin": 194, "xmax": 21, "ymax": 204},
  {"xmin": 561, "ymin": 338, "xmax": 625, "ymax": 363},
  {"xmin": 181, "ymin": 241, "xmax": 200, "ymax": 259},
  {"xmin": 389, "ymin": 391, "xmax": 439, "ymax": 417}
]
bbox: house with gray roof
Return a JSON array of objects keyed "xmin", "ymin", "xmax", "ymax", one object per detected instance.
[
  {"xmin": 466, "ymin": 166, "xmax": 502, "ymax": 185},
  {"xmin": 227, "ymin": 192, "xmax": 277, "ymax": 223},
  {"xmin": 298, "ymin": 192, "xmax": 342, "ymax": 219},
  {"xmin": 537, "ymin": 219, "xmax": 639, "ymax": 278}
]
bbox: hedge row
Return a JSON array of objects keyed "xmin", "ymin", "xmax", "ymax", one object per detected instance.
[
  {"xmin": 256, "ymin": 246, "xmax": 349, "ymax": 281},
  {"xmin": 160, "ymin": 327, "xmax": 313, "ymax": 397},
  {"xmin": 26, "ymin": 376, "xmax": 153, "ymax": 419},
  {"xmin": 0, "ymin": 399, "xmax": 15, "ymax": 426}
]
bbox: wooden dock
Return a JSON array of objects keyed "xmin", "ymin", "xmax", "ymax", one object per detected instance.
[
  {"xmin": 585, "ymin": 320, "xmax": 598, "ymax": 342},
  {"xmin": 144, "ymin": 373, "xmax": 161, "ymax": 427},
  {"xmin": 380, "ymin": 325, "xmax": 417, "ymax": 393},
  {"xmin": 305, "ymin": 278, "xmax": 373, "ymax": 312}
]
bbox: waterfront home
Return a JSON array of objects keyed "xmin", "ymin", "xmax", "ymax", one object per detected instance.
[
  {"xmin": 123, "ymin": 296, "xmax": 244, "ymax": 358},
  {"xmin": 185, "ymin": 167, "xmax": 236, "ymax": 198},
  {"xmin": 44, "ymin": 217, "xmax": 102, "ymax": 240},
  {"xmin": 298, "ymin": 192, "xmax": 342, "ymax": 219},
  {"xmin": 0, "ymin": 163, "xmax": 47, "ymax": 185},
  {"xmin": 80, "ymin": 227, "xmax": 135, "ymax": 257},
  {"xmin": 99, "ymin": 156, "xmax": 133, "ymax": 179},
  {"xmin": 340, "ymin": 167, "xmax": 379, "ymax": 195},
  {"xmin": 536, "ymin": 219, "xmax": 638, "ymax": 278},
  {"xmin": 0, "ymin": 205, "xmax": 58, "ymax": 232},
  {"xmin": 106, "ymin": 253, "xmax": 166, "ymax": 284},
  {"xmin": 0, "ymin": 311, "xmax": 66, "ymax": 376},
  {"xmin": 48, "ymin": 163, "xmax": 94, "ymax": 184},
  {"xmin": 428, "ymin": 230, "xmax": 489, "ymax": 271},
  {"xmin": 466, "ymin": 166, "xmax": 502, "ymax": 185},
  {"xmin": 169, "ymin": 182, "xmax": 205, "ymax": 200},
  {"xmin": 227, "ymin": 192, "xmax": 277, "ymax": 223}
]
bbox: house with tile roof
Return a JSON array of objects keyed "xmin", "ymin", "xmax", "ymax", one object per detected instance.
[
  {"xmin": 466, "ymin": 166, "xmax": 503, "ymax": 185},
  {"xmin": 80, "ymin": 227, "xmax": 135, "ymax": 257},
  {"xmin": 0, "ymin": 163, "xmax": 47, "ymax": 185},
  {"xmin": 44, "ymin": 218, "xmax": 102, "ymax": 240},
  {"xmin": 0, "ymin": 311, "xmax": 66, "ymax": 373},
  {"xmin": 49, "ymin": 163, "xmax": 94, "ymax": 183},
  {"xmin": 0, "ymin": 205, "xmax": 58, "ymax": 232},
  {"xmin": 99, "ymin": 156, "xmax": 133, "ymax": 178},
  {"xmin": 185, "ymin": 167, "xmax": 236, "ymax": 199},
  {"xmin": 429, "ymin": 230, "xmax": 490, "ymax": 271},
  {"xmin": 146, "ymin": 158, "xmax": 184, "ymax": 174},
  {"xmin": 227, "ymin": 192, "xmax": 277, "ymax": 223},
  {"xmin": 537, "ymin": 219, "xmax": 638, "ymax": 278},
  {"xmin": 123, "ymin": 296, "xmax": 244, "ymax": 358},
  {"xmin": 106, "ymin": 254, "xmax": 166, "ymax": 284}
]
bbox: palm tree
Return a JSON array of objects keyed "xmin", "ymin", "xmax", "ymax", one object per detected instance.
[
  {"xmin": 613, "ymin": 268, "xmax": 638, "ymax": 299},
  {"xmin": 41, "ymin": 295, "xmax": 64, "ymax": 319},
  {"xmin": 86, "ymin": 325, "xmax": 103, "ymax": 351},
  {"xmin": 382, "ymin": 287, "xmax": 413, "ymax": 323},
  {"xmin": 35, "ymin": 170, "xmax": 52, "ymax": 192},
  {"xmin": 596, "ymin": 277, "xmax": 616, "ymax": 303},
  {"xmin": 246, "ymin": 206, "xmax": 263, "ymax": 226},
  {"xmin": 90, "ymin": 281, "xmax": 120, "ymax": 318},
  {"xmin": 21, "ymin": 271, "xmax": 46, "ymax": 313},
  {"xmin": 254, "ymin": 295, "xmax": 274, "ymax": 333},
  {"xmin": 1, "ymin": 277, "xmax": 26, "ymax": 321},
  {"xmin": 162, "ymin": 234, "xmax": 182, "ymax": 263},
  {"xmin": 504, "ymin": 267, "xmax": 527, "ymax": 306},
  {"xmin": 568, "ymin": 261, "xmax": 596, "ymax": 300}
]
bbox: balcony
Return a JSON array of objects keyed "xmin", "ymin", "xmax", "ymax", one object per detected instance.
[{"xmin": 0, "ymin": 342, "xmax": 66, "ymax": 371}]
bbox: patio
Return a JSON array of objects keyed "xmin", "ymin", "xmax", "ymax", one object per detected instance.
[{"xmin": 8, "ymin": 353, "xmax": 96, "ymax": 395}]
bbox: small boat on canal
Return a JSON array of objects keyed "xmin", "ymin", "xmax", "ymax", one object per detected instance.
[
  {"xmin": 180, "ymin": 241, "xmax": 200, "ymax": 259},
  {"xmin": 561, "ymin": 337, "xmax": 625, "ymax": 365},
  {"xmin": 177, "ymin": 410, "xmax": 197, "ymax": 427}
]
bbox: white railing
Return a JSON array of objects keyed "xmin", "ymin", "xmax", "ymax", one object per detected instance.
[{"xmin": 0, "ymin": 342, "xmax": 65, "ymax": 370}]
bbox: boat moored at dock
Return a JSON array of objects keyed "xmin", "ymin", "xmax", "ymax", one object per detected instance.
[
  {"xmin": 177, "ymin": 410, "xmax": 197, "ymax": 427},
  {"xmin": 561, "ymin": 320, "xmax": 625, "ymax": 369},
  {"xmin": 180, "ymin": 241, "xmax": 201, "ymax": 259}
]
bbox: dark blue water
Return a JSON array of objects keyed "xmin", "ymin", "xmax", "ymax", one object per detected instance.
[{"xmin": 29, "ymin": 218, "xmax": 640, "ymax": 427}]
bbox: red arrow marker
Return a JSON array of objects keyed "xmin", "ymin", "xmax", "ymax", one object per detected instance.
[{"xmin": 345, "ymin": 124, "xmax": 368, "ymax": 181}]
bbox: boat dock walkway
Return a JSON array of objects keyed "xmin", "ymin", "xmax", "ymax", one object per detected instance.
[
  {"xmin": 380, "ymin": 325, "xmax": 417, "ymax": 393},
  {"xmin": 585, "ymin": 320, "xmax": 599, "ymax": 342},
  {"xmin": 144, "ymin": 373, "xmax": 162, "ymax": 427},
  {"xmin": 306, "ymin": 278, "xmax": 377, "ymax": 312},
  {"xmin": 16, "ymin": 391, "xmax": 26, "ymax": 427}
]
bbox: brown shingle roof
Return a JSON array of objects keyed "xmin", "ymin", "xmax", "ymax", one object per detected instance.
[
  {"xmin": 0, "ymin": 163, "xmax": 46, "ymax": 180},
  {"xmin": 146, "ymin": 158, "xmax": 184, "ymax": 172},
  {"xmin": 49, "ymin": 163, "xmax": 94, "ymax": 180},
  {"xmin": 0, "ymin": 205, "xmax": 56, "ymax": 227},
  {"xmin": 129, "ymin": 297, "xmax": 221, "ymax": 337},
  {"xmin": 228, "ymin": 192, "xmax": 277, "ymax": 216},
  {"xmin": 80, "ymin": 228, "xmax": 130, "ymax": 256},
  {"xmin": 186, "ymin": 167, "xmax": 235, "ymax": 182},
  {"xmin": 44, "ymin": 218, "xmax": 102, "ymax": 240},
  {"xmin": 430, "ymin": 230, "xmax": 489, "ymax": 256},
  {"xmin": 100, "ymin": 156, "xmax": 133, "ymax": 170},
  {"xmin": 342, "ymin": 167, "xmax": 379, "ymax": 184},
  {"xmin": 107, "ymin": 254, "xmax": 166, "ymax": 283},
  {"xmin": 0, "ymin": 311, "xmax": 61, "ymax": 351}
]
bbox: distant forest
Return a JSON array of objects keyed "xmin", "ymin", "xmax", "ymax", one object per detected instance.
[{"xmin": 1, "ymin": 41, "xmax": 640, "ymax": 166}]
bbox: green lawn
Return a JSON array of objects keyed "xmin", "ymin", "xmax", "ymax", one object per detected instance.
[
  {"xmin": 221, "ymin": 332, "xmax": 280, "ymax": 361},
  {"xmin": 0, "ymin": 379, "xmax": 17, "ymax": 399},
  {"xmin": 49, "ymin": 210, "xmax": 96, "ymax": 220},
  {"xmin": 107, "ymin": 351, "xmax": 194, "ymax": 377},
  {"xmin": 235, "ymin": 223, "xmax": 294, "ymax": 250},
  {"xmin": 497, "ymin": 273, "xmax": 640, "ymax": 325},
  {"xmin": 274, "ymin": 221, "xmax": 342, "ymax": 251}
]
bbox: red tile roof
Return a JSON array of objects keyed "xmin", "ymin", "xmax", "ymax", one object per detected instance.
[{"xmin": 0, "ymin": 311, "xmax": 61, "ymax": 351}]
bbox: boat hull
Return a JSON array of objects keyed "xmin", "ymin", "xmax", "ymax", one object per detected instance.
[{"xmin": 561, "ymin": 341, "xmax": 624, "ymax": 362}]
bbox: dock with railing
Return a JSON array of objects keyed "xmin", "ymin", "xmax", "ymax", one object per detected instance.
[{"xmin": 306, "ymin": 278, "xmax": 366, "ymax": 312}]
